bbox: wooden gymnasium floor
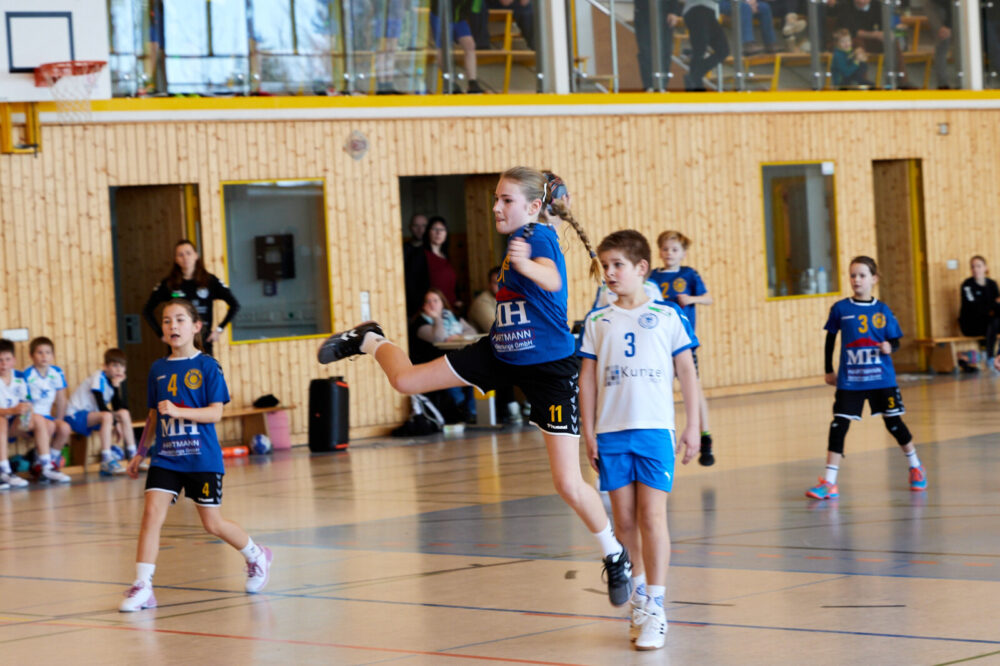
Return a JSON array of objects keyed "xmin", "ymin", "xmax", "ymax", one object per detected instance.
[{"xmin": 2, "ymin": 372, "xmax": 999, "ymax": 665}]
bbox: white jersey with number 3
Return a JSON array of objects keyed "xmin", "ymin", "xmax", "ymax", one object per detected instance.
[{"xmin": 579, "ymin": 299, "xmax": 698, "ymax": 434}]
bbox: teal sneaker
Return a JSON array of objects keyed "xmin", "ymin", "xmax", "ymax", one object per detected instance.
[
  {"xmin": 909, "ymin": 465, "xmax": 927, "ymax": 491},
  {"xmin": 805, "ymin": 478, "xmax": 839, "ymax": 500}
]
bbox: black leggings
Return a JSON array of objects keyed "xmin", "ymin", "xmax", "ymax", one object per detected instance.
[{"xmin": 686, "ymin": 6, "xmax": 730, "ymax": 86}]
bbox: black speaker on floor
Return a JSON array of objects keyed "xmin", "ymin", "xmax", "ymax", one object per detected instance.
[{"xmin": 309, "ymin": 377, "xmax": 349, "ymax": 452}]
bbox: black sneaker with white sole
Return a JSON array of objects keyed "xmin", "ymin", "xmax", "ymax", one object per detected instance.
[
  {"xmin": 317, "ymin": 322, "xmax": 384, "ymax": 364},
  {"xmin": 601, "ymin": 547, "xmax": 633, "ymax": 607}
]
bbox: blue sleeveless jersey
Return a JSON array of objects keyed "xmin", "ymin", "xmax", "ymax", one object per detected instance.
[
  {"xmin": 649, "ymin": 266, "xmax": 707, "ymax": 329},
  {"xmin": 147, "ymin": 353, "xmax": 231, "ymax": 474},
  {"xmin": 825, "ymin": 298, "xmax": 903, "ymax": 391},
  {"xmin": 490, "ymin": 223, "xmax": 575, "ymax": 365}
]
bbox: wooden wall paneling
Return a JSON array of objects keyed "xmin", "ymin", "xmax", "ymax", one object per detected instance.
[{"xmin": 4, "ymin": 109, "xmax": 999, "ymax": 437}]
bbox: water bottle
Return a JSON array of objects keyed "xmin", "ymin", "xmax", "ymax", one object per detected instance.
[
  {"xmin": 816, "ymin": 266, "xmax": 829, "ymax": 294},
  {"xmin": 19, "ymin": 405, "xmax": 31, "ymax": 429},
  {"xmin": 807, "ymin": 268, "xmax": 818, "ymax": 295}
]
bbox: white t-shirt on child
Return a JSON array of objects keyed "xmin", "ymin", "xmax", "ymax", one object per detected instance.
[{"xmin": 578, "ymin": 299, "xmax": 697, "ymax": 434}]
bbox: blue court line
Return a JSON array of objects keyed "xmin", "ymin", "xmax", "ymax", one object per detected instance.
[{"xmin": 2, "ymin": 572, "xmax": 997, "ymax": 647}]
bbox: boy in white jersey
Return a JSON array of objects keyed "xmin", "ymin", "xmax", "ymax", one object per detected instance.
[
  {"xmin": 65, "ymin": 348, "xmax": 136, "ymax": 477},
  {"xmin": 0, "ymin": 339, "xmax": 31, "ymax": 489},
  {"xmin": 22, "ymin": 337, "xmax": 72, "ymax": 482},
  {"xmin": 579, "ymin": 230, "xmax": 700, "ymax": 651}
]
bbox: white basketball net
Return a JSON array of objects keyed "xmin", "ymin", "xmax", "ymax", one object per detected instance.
[{"xmin": 38, "ymin": 65, "xmax": 103, "ymax": 123}]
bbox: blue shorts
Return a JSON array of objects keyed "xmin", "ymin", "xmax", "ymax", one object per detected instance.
[
  {"xmin": 597, "ymin": 429, "xmax": 676, "ymax": 493},
  {"xmin": 429, "ymin": 14, "xmax": 473, "ymax": 44},
  {"xmin": 65, "ymin": 411, "xmax": 99, "ymax": 436}
]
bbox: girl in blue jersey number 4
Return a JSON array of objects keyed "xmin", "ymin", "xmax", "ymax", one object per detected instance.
[
  {"xmin": 120, "ymin": 299, "xmax": 272, "ymax": 611},
  {"xmin": 319, "ymin": 167, "xmax": 637, "ymax": 607},
  {"xmin": 807, "ymin": 256, "xmax": 927, "ymax": 500}
]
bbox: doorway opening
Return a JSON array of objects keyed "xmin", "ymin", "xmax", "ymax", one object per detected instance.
[
  {"xmin": 398, "ymin": 173, "xmax": 503, "ymax": 321},
  {"xmin": 872, "ymin": 159, "xmax": 929, "ymax": 372},
  {"xmin": 110, "ymin": 184, "xmax": 201, "ymax": 420}
]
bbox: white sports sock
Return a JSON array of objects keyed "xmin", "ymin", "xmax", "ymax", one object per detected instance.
[
  {"xmin": 824, "ymin": 465, "xmax": 839, "ymax": 484},
  {"xmin": 360, "ymin": 331, "xmax": 388, "ymax": 355},
  {"xmin": 240, "ymin": 537, "xmax": 263, "ymax": 562},
  {"xmin": 136, "ymin": 562, "xmax": 156, "ymax": 584},
  {"xmin": 647, "ymin": 584, "xmax": 666, "ymax": 609},
  {"xmin": 593, "ymin": 522, "xmax": 623, "ymax": 558},
  {"xmin": 632, "ymin": 573, "xmax": 647, "ymax": 599},
  {"xmin": 126, "ymin": 446, "xmax": 137, "ymax": 458},
  {"xmin": 101, "ymin": 449, "xmax": 113, "ymax": 462},
  {"xmin": 0, "ymin": 460, "xmax": 10, "ymax": 474},
  {"xmin": 905, "ymin": 450, "xmax": 921, "ymax": 469},
  {"xmin": 39, "ymin": 453, "xmax": 51, "ymax": 465}
]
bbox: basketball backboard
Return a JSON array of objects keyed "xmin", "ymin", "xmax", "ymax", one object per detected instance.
[{"xmin": 0, "ymin": 0, "xmax": 110, "ymax": 102}]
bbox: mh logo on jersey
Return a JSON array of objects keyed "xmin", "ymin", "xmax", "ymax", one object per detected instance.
[
  {"xmin": 161, "ymin": 417, "xmax": 200, "ymax": 437},
  {"xmin": 495, "ymin": 287, "xmax": 531, "ymax": 328},
  {"xmin": 845, "ymin": 338, "xmax": 882, "ymax": 365}
]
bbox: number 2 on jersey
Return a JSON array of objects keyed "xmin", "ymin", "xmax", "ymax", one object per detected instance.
[{"xmin": 624, "ymin": 332, "xmax": 636, "ymax": 357}]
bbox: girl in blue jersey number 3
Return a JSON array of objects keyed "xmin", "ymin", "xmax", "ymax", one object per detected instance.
[
  {"xmin": 319, "ymin": 167, "xmax": 637, "ymax": 608},
  {"xmin": 120, "ymin": 299, "xmax": 272, "ymax": 611},
  {"xmin": 806, "ymin": 256, "xmax": 927, "ymax": 500}
]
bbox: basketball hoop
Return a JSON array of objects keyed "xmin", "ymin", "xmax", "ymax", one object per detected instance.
[{"xmin": 34, "ymin": 60, "xmax": 106, "ymax": 123}]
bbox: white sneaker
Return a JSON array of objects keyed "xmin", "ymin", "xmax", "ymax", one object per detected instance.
[
  {"xmin": 41, "ymin": 466, "xmax": 71, "ymax": 483},
  {"xmin": 0, "ymin": 472, "xmax": 29, "ymax": 488},
  {"xmin": 629, "ymin": 596, "xmax": 648, "ymax": 641},
  {"xmin": 245, "ymin": 546, "xmax": 273, "ymax": 593},
  {"xmin": 0, "ymin": 479, "xmax": 9, "ymax": 491},
  {"xmin": 119, "ymin": 580, "xmax": 157, "ymax": 612},
  {"xmin": 635, "ymin": 601, "xmax": 667, "ymax": 651}
]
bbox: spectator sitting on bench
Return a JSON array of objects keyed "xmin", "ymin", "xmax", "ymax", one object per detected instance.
[
  {"xmin": 64, "ymin": 348, "xmax": 136, "ymax": 477},
  {"xmin": 831, "ymin": 27, "xmax": 874, "ymax": 86},
  {"xmin": 719, "ymin": 0, "xmax": 779, "ymax": 54},
  {"xmin": 431, "ymin": 0, "xmax": 485, "ymax": 93},
  {"xmin": 959, "ymin": 255, "xmax": 1000, "ymax": 367},
  {"xmin": 834, "ymin": 0, "xmax": 913, "ymax": 87}
]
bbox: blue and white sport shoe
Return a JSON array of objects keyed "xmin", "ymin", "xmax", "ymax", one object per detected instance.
[
  {"xmin": 805, "ymin": 478, "xmax": 839, "ymax": 500},
  {"xmin": 100, "ymin": 459, "xmax": 126, "ymax": 477}
]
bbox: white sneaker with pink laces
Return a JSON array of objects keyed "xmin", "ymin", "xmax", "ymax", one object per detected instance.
[
  {"xmin": 245, "ymin": 546, "xmax": 273, "ymax": 593},
  {"xmin": 119, "ymin": 580, "xmax": 157, "ymax": 612}
]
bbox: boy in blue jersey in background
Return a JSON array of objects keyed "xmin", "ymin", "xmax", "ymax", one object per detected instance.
[
  {"xmin": 807, "ymin": 256, "xmax": 927, "ymax": 500},
  {"xmin": 649, "ymin": 231, "xmax": 715, "ymax": 465},
  {"xmin": 580, "ymin": 230, "xmax": 700, "ymax": 651},
  {"xmin": 121, "ymin": 299, "xmax": 271, "ymax": 611}
]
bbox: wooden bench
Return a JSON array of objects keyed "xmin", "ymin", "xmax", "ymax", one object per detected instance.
[
  {"xmin": 914, "ymin": 336, "xmax": 983, "ymax": 373},
  {"xmin": 68, "ymin": 404, "xmax": 294, "ymax": 468}
]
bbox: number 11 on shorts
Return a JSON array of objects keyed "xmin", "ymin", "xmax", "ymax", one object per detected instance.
[{"xmin": 549, "ymin": 404, "xmax": 562, "ymax": 422}]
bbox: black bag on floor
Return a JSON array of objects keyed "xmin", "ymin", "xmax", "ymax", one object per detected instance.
[{"xmin": 391, "ymin": 394, "xmax": 446, "ymax": 437}]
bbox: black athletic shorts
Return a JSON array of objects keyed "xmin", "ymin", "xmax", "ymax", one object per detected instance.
[
  {"xmin": 445, "ymin": 336, "xmax": 580, "ymax": 436},
  {"xmin": 833, "ymin": 387, "xmax": 905, "ymax": 420},
  {"xmin": 145, "ymin": 466, "xmax": 224, "ymax": 506}
]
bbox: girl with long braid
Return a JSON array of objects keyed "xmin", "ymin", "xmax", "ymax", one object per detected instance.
[{"xmin": 318, "ymin": 167, "xmax": 635, "ymax": 607}]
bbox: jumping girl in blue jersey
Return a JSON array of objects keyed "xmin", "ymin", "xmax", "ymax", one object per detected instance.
[{"xmin": 319, "ymin": 167, "xmax": 636, "ymax": 607}]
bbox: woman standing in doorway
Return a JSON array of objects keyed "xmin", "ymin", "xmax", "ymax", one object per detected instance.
[{"xmin": 143, "ymin": 240, "xmax": 241, "ymax": 357}]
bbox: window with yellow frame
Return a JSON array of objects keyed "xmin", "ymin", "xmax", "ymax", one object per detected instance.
[
  {"xmin": 222, "ymin": 180, "xmax": 331, "ymax": 342},
  {"xmin": 762, "ymin": 161, "xmax": 839, "ymax": 299}
]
